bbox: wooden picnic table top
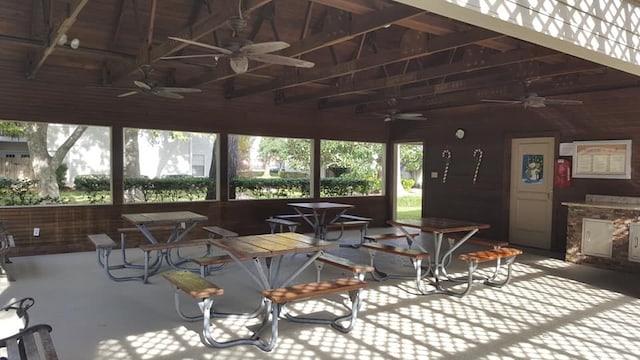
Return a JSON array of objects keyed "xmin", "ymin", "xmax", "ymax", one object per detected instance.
[
  {"xmin": 389, "ymin": 217, "xmax": 490, "ymax": 234},
  {"xmin": 209, "ymin": 232, "xmax": 337, "ymax": 259},
  {"xmin": 287, "ymin": 202, "xmax": 354, "ymax": 211},
  {"xmin": 122, "ymin": 211, "xmax": 208, "ymax": 226}
]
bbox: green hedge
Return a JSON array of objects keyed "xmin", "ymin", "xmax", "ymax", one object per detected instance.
[
  {"xmin": 0, "ymin": 174, "xmax": 377, "ymax": 205},
  {"xmin": 230, "ymin": 177, "xmax": 375, "ymax": 199}
]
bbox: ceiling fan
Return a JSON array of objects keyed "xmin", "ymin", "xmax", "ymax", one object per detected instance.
[
  {"xmin": 374, "ymin": 110, "xmax": 427, "ymax": 122},
  {"xmin": 480, "ymin": 93, "xmax": 583, "ymax": 108},
  {"xmin": 480, "ymin": 80, "xmax": 582, "ymax": 108},
  {"xmin": 117, "ymin": 65, "xmax": 202, "ymax": 99},
  {"xmin": 163, "ymin": 0, "xmax": 314, "ymax": 74}
]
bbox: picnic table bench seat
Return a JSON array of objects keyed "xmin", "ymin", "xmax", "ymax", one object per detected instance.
[
  {"xmin": 266, "ymin": 217, "xmax": 300, "ymax": 233},
  {"xmin": 88, "ymin": 233, "xmax": 152, "ymax": 282},
  {"xmin": 364, "ymin": 230, "xmax": 420, "ymax": 242},
  {"xmin": 262, "ymin": 278, "xmax": 367, "ymax": 338},
  {"xmin": 161, "ymin": 270, "xmax": 273, "ymax": 351},
  {"xmin": 191, "ymin": 254, "xmax": 235, "ymax": 276},
  {"xmin": 311, "ymin": 252, "xmax": 373, "ymax": 281},
  {"xmin": 362, "ymin": 242, "xmax": 431, "ymax": 286},
  {"xmin": 451, "ymin": 247, "xmax": 523, "ymax": 297},
  {"xmin": 323, "ymin": 214, "xmax": 372, "ymax": 247},
  {"xmin": 202, "ymin": 226, "xmax": 238, "ymax": 239}
]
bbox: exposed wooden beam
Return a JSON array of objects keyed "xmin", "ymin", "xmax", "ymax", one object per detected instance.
[
  {"xmin": 27, "ymin": 0, "xmax": 90, "ymax": 79},
  {"xmin": 186, "ymin": 2, "xmax": 425, "ymax": 87},
  {"xmin": 345, "ymin": 60, "xmax": 606, "ymax": 113},
  {"xmin": 399, "ymin": 70, "xmax": 640, "ymax": 111},
  {"xmin": 227, "ymin": 28, "xmax": 502, "ymax": 98},
  {"xmin": 300, "ymin": 2, "xmax": 314, "ymax": 40},
  {"xmin": 0, "ymin": 34, "xmax": 133, "ymax": 61},
  {"xmin": 146, "ymin": 0, "xmax": 158, "ymax": 47},
  {"xmin": 280, "ymin": 46, "xmax": 561, "ymax": 104}
]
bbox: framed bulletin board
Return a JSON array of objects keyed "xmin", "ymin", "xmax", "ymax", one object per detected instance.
[{"xmin": 572, "ymin": 140, "xmax": 632, "ymax": 179}]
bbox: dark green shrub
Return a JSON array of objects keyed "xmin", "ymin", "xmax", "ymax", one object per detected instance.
[{"xmin": 56, "ymin": 163, "xmax": 68, "ymax": 189}]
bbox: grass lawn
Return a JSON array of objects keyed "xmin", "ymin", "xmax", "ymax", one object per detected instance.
[{"xmin": 396, "ymin": 193, "xmax": 422, "ymax": 219}]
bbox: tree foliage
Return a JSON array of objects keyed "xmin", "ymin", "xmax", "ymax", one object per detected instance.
[
  {"xmin": 257, "ymin": 137, "xmax": 311, "ymax": 173},
  {"xmin": 400, "ymin": 144, "xmax": 423, "ymax": 173}
]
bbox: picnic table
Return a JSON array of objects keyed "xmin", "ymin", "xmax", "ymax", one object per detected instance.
[
  {"xmin": 121, "ymin": 211, "xmax": 208, "ymax": 244},
  {"xmin": 209, "ymin": 232, "xmax": 338, "ymax": 289},
  {"xmin": 287, "ymin": 202, "xmax": 354, "ymax": 238},
  {"xmin": 383, "ymin": 217, "xmax": 490, "ymax": 294}
]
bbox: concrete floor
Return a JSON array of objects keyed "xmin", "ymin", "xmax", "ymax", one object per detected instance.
[{"xmin": 1, "ymin": 229, "xmax": 639, "ymax": 360}]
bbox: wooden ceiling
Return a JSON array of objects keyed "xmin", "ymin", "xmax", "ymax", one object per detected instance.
[{"xmin": 2, "ymin": 0, "xmax": 639, "ymax": 118}]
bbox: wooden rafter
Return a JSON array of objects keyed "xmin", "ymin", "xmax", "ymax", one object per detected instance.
[
  {"xmin": 147, "ymin": 0, "xmax": 158, "ymax": 47},
  {"xmin": 27, "ymin": 0, "xmax": 90, "ymax": 79},
  {"xmin": 187, "ymin": 2, "xmax": 425, "ymax": 87},
  {"xmin": 279, "ymin": 46, "xmax": 561, "ymax": 104},
  {"xmin": 227, "ymin": 28, "xmax": 502, "ymax": 98},
  {"xmin": 335, "ymin": 60, "xmax": 606, "ymax": 112},
  {"xmin": 300, "ymin": 2, "xmax": 314, "ymax": 40}
]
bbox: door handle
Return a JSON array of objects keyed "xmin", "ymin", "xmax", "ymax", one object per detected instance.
[{"xmin": 635, "ymin": 236, "xmax": 638, "ymax": 248}]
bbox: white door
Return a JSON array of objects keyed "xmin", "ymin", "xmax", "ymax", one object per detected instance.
[{"xmin": 509, "ymin": 137, "xmax": 554, "ymax": 249}]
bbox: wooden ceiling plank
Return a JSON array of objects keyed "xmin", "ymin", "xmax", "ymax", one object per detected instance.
[
  {"xmin": 27, "ymin": 0, "xmax": 90, "ymax": 79},
  {"xmin": 281, "ymin": 46, "xmax": 560, "ymax": 104},
  {"xmin": 187, "ymin": 2, "xmax": 425, "ymax": 87},
  {"xmin": 228, "ymin": 27, "xmax": 502, "ymax": 98}
]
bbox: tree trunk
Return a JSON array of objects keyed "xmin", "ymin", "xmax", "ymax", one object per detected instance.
[
  {"xmin": 205, "ymin": 136, "xmax": 217, "ymax": 200},
  {"xmin": 24, "ymin": 123, "xmax": 87, "ymax": 199},
  {"xmin": 123, "ymin": 128, "xmax": 141, "ymax": 177},
  {"xmin": 123, "ymin": 128, "xmax": 143, "ymax": 202},
  {"xmin": 228, "ymin": 135, "xmax": 238, "ymax": 199}
]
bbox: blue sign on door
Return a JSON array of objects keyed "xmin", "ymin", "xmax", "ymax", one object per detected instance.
[{"xmin": 522, "ymin": 154, "xmax": 543, "ymax": 183}]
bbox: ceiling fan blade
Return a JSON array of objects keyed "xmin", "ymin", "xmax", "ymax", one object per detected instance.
[
  {"xmin": 161, "ymin": 54, "xmax": 227, "ymax": 60},
  {"xmin": 543, "ymin": 98, "xmax": 583, "ymax": 105},
  {"xmin": 395, "ymin": 115, "xmax": 427, "ymax": 120},
  {"xmin": 480, "ymin": 99, "xmax": 523, "ymax": 104},
  {"xmin": 134, "ymin": 80, "xmax": 152, "ymax": 90},
  {"xmin": 117, "ymin": 90, "xmax": 139, "ymax": 98},
  {"xmin": 155, "ymin": 87, "xmax": 202, "ymax": 93},
  {"xmin": 152, "ymin": 90, "xmax": 184, "ymax": 99},
  {"xmin": 248, "ymin": 53, "xmax": 315, "ymax": 68},
  {"xmin": 168, "ymin": 37, "xmax": 232, "ymax": 55},
  {"xmin": 241, "ymin": 41, "xmax": 290, "ymax": 55}
]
